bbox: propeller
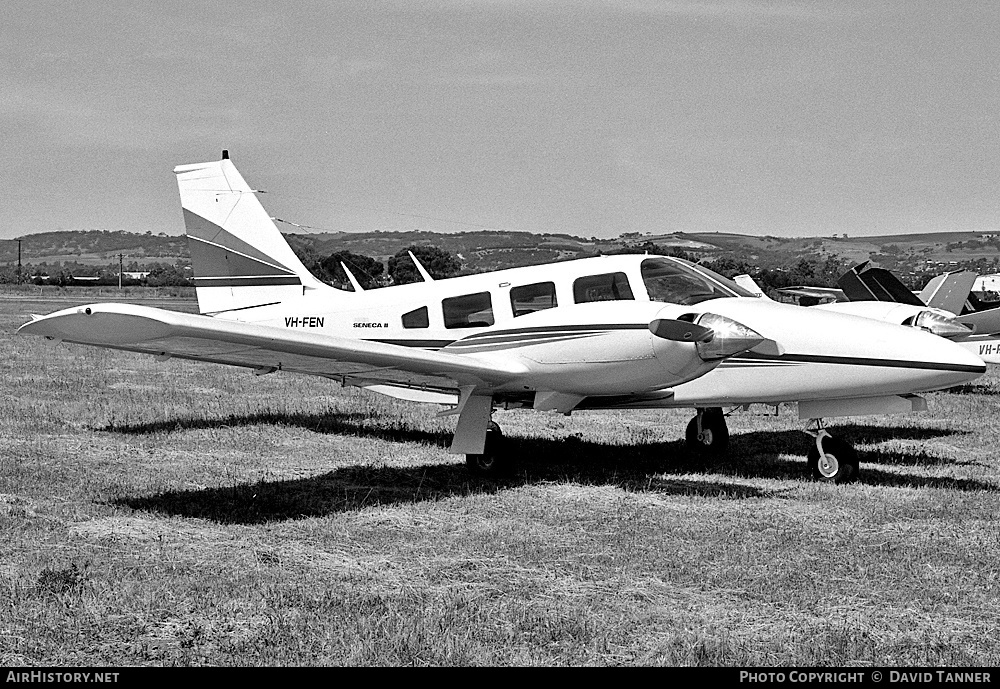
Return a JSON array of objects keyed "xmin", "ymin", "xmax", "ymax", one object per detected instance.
[
  {"xmin": 648, "ymin": 318, "xmax": 715, "ymax": 343},
  {"xmin": 650, "ymin": 313, "xmax": 778, "ymax": 360}
]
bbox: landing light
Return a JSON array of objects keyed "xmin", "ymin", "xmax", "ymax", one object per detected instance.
[{"xmin": 694, "ymin": 313, "xmax": 766, "ymax": 360}]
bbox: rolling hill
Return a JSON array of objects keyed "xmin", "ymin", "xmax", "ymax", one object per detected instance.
[{"xmin": 4, "ymin": 228, "xmax": 1000, "ymax": 287}]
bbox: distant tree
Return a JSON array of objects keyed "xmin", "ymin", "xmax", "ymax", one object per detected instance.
[
  {"xmin": 610, "ymin": 242, "xmax": 691, "ymax": 261},
  {"xmin": 289, "ymin": 243, "xmax": 324, "ymax": 280},
  {"xmin": 704, "ymin": 257, "xmax": 757, "ymax": 279},
  {"xmin": 788, "ymin": 258, "xmax": 817, "ymax": 285},
  {"xmin": 145, "ymin": 264, "xmax": 191, "ymax": 286},
  {"xmin": 755, "ymin": 268, "xmax": 794, "ymax": 292},
  {"xmin": 387, "ymin": 246, "xmax": 462, "ymax": 285},
  {"xmin": 0, "ymin": 265, "xmax": 18, "ymax": 283},
  {"xmin": 317, "ymin": 251, "xmax": 385, "ymax": 290},
  {"xmin": 818, "ymin": 255, "xmax": 847, "ymax": 286}
]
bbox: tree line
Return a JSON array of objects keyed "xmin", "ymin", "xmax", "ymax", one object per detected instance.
[
  {"xmin": 0, "ymin": 239, "xmax": 873, "ymax": 295},
  {"xmin": 295, "ymin": 246, "xmax": 463, "ymax": 290}
]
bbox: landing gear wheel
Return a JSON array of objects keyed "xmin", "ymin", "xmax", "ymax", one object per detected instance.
[
  {"xmin": 685, "ymin": 408, "xmax": 729, "ymax": 455},
  {"xmin": 807, "ymin": 435, "xmax": 859, "ymax": 484},
  {"xmin": 465, "ymin": 423, "xmax": 508, "ymax": 476}
]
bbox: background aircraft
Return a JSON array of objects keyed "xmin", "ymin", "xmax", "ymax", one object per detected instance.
[
  {"xmin": 822, "ymin": 262, "xmax": 1000, "ymax": 364},
  {"xmin": 18, "ymin": 155, "xmax": 986, "ymax": 484}
]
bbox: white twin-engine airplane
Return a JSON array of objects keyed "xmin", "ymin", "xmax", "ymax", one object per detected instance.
[{"xmin": 18, "ymin": 154, "xmax": 986, "ymax": 484}]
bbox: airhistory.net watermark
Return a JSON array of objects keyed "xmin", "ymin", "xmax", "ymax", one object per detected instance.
[{"xmin": 5, "ymin": 672, "xmax": 119, "ymax": 683}]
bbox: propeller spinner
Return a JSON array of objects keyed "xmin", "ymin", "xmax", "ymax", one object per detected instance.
[{"xmin": 649, "ymin": 314, "xmax": 771, "ymax": 361}]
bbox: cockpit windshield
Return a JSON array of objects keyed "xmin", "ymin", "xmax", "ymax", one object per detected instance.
[{"xmin": 640, "ymin": 257, "xmax": 754, "ymax": 305}]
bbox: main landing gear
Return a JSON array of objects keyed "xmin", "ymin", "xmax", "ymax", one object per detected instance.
[
  {"xmin": 465, "ymin": 422, "xmax": 508, "ymax": 476},
  {"xmin": 805, "ymin": 420, "xmax": 859, "ymax": 484},
  {"xmin": 685, "ymin": 407, "xmax": 730, "ymax": 455},
  {"xmin": 684, "ymin": 409, "xmax": 860, "ymax": 483}
]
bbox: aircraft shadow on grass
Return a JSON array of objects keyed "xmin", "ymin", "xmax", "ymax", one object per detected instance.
[
  {"xmin": 108, "ymin": 411, "xmax": 996, "ymax": 525},
  {"xmin": 941, "ymin": 383, "xmax": 1000, "ymax": 396}
]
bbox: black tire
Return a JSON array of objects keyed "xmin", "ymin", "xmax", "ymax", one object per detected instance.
[
  {"xmin": 465, "ymin": 426, "xmax": 507, "ymax": 476},
  {"xmin": 685, "ymin": 408, "xmax": 729, "ymax": 455},
  {"xmin": 806, "ymin": 435, "xmax": 859, "ymax": 484}
]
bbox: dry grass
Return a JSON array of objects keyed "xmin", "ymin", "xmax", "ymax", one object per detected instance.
[{"xmin": 1, "ymin": 293, "xmax": 999, "ymax": 666}]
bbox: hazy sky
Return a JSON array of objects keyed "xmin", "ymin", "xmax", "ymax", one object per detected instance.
[{"xmin": 3, "ymin": 1, "xmax": 999, "ymax": 241}]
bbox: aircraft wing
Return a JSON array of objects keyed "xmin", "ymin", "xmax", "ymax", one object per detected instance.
[
  {"xmin": 17, "ymin": 303, "xmax": 527, "ymax": 393},
  {"xmin": 773, "ymin": 286, "xmax": 846, "ymax": 303},
  {"xmin": 960, "ymin": 307, "xmax": 1000, "ymax": 337}
]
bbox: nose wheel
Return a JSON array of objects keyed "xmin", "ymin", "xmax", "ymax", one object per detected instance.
[
  {"xmin": 685, "ymin": 407, "xmax": 729, "ymax": 455},
  {"xmin": 465, "ymin": 422, "xmax": 508, "ymax": 476},
  {"xmin": 805, "ymin": 426, "xmax": 859, "ymax": 484}
]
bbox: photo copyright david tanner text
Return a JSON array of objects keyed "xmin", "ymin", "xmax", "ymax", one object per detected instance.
[{"xmin": 740, "ymin": 671, "xmax": 992, "ymax": 683}]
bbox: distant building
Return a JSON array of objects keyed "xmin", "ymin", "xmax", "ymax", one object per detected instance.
[{"xmin": 973, "ymin": 274, "xmax": 1000, "ymax": 292}]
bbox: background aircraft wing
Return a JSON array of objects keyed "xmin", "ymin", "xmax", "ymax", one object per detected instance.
[
  {"xmin": 773, "ymin": 286, "xmax": 845, "ymax": 305},
  {"xmin": 18, "ymin": 303, "xmax": 528, "ymax": 393}
]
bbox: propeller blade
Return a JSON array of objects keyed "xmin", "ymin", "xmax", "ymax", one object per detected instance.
[{"xmin": 649, "ymin": 318, "xmax": 715, "ymax": 343}]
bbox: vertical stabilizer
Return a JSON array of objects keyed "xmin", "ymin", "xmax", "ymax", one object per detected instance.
[
  {"xmin": 733, "ymin": 274, "xmax": 771, "ymax": 299},
  {"xmin": 174, "ymin": 154, "xmax": 334, "ymax": 315},
  {"xmin": 918, "ymin": 271, "xmax": 977, "ymax": 315},
  {"xmin": 838, "ymin": 261, "xmax": 925, "ymax": 306}
]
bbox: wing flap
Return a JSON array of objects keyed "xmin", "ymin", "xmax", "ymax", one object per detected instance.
[{"xmin": 18, "ymin": 303, "xmax": 527, "ymax": 390}]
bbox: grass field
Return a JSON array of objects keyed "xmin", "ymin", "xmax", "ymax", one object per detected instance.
[{"xmin": 1, "ymin": 293, "xmax": 998, "ymax": 666}]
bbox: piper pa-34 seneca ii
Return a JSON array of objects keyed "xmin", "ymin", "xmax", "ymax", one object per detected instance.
[{"xmin": 19, "ymin": 153, "xmax": 987, "ymax": 484}]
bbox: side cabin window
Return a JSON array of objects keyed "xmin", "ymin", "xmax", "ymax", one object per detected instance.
[
  {"xmin": 573, "ymin": 272, "xmax": 634, "ymax": 303},
  {"xmin": 510, "ymin": 282, "xmax": 558, "ymax": 317},
  {"xmin": 443, "ymin": 292, "xmax": 495, "ymax": 328},
  {"xmin": 401, "ymin": 306, "xmax": 429, "ymax": 329}
]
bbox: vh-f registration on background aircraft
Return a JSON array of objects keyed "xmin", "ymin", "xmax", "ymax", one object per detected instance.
[{"xmin": 18, "ymin": 154, "xmax": 987, "ymax": 484}]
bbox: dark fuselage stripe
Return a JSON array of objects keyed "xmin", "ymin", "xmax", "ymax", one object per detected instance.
[
  {"xmin": 455, "ymin": 322, "xmax": 649, "ymax": 342},
  {"xmin": 372, "ymin": 323, "xmax": 649, "ymax": 350},
  {"xmin": 444, "ymin": 333, "xmax": 599, "ymax": 352},
  {"xmin": 734, "ymin": 352, "xmax": 985, "ymax": 373}
]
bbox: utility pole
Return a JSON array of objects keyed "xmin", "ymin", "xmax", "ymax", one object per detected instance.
[
  {"xmin": 118, "ymin": 253, "xmax": 123, "ymax": 290},
  {"xmin": 16, "ymin": 239, "xmax": 22, "ymax": 284}
]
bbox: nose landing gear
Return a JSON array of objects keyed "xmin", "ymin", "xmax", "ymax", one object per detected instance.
[{"xmin": 805, "ymin": 421, "xmax": 858, "ymax": 484}]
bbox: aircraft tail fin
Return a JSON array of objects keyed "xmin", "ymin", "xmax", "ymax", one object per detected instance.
[
  {"xmin": 174, "ymin": 151, "xmax": 335, "ymax": 315},
  {"xmin": 733, "ymin": 274, "xmax": 771, "ymax": 299},
  {"xmin": 917, "ymin": 270, "xmax": 977, "ymax": 315},
  {"xmin": 838, "ymin": 261, "xmax": 925, "ymax": 306}
]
